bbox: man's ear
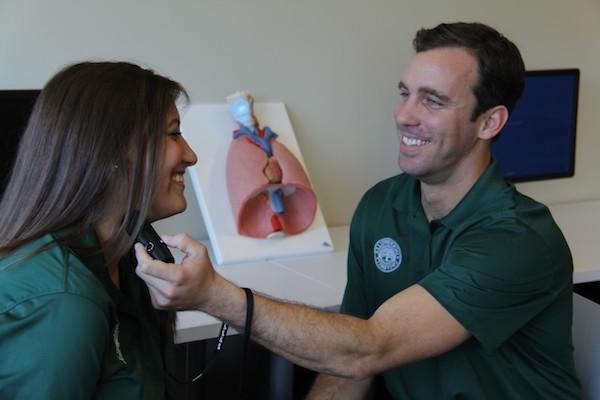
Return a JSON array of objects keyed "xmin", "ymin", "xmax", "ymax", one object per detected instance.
[{"xmin": 478, "ymin": 105, "xmax": 509, "ymax": 140}]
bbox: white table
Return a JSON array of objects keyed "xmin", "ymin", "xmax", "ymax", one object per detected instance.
[
  {"xmin": 175, "ymin": 226, "xmax": 349, "ymax": 344},
  {"xmin": 174, "ymin": 226, "xmax": 350, "ymax": 399}
]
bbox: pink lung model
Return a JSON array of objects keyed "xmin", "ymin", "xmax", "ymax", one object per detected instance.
[{"xmin": 225, "ymin": 92, "xmax": 317, "ymax": 239}]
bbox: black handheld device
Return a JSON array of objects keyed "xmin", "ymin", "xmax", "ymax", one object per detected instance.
[{"xmin": 136, "ymin": 221, "xmax": 175, "ymax": 263}]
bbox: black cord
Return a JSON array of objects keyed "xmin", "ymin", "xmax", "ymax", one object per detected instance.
[
  {"xmin": 240, "ymin": 287, "xmax": 254, "ymax": 397},
  {"xmin": 189, "ymin": 321, "xmax": 229, "ymax": 382},
  {"xmin": 170, "ymin": 287, "xmax": 254, "ymax": 388},
  {"xmin": 167, "ymin": 321, "xmax": 229, "ymax": 384}
]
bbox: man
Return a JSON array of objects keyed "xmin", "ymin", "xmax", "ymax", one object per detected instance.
[{"xmin": 135, "ymin": 22, "xmax": 581, "ymax": 399}]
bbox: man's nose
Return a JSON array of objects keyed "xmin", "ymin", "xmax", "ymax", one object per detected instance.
[{"xmin": 394, "ymin": 99, "xmax": 420, "ymax": 127}]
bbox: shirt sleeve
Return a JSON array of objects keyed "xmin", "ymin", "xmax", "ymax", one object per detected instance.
[
  {"xmin": 0, "ymin": 292, "xmax": 111, "ymax": 399},
  {"xmin": 419, "ymin": 224, "xmax": 571, "ymax": 352}
]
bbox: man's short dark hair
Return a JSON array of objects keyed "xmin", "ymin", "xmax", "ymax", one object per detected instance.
[{"xmin": 413, "ymin": 22, "xmax": 525, "ymax": 120}]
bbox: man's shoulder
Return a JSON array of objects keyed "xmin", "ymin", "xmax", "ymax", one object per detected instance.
[
  {"xmin": 0, "ymin": 234, "xmax": 111, "ymax": 315},
  {"xmin": 491, "ymin": 190, "xmax": 561, "ymax": 238},
  {"xmin": 452, "ymin": 191, "xmax": 572, "ymax": 277}
]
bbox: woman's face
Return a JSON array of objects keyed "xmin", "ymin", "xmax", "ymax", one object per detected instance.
[{"xmin": 147, "ymin": 104, "xmax": 198, "ymax": 222}]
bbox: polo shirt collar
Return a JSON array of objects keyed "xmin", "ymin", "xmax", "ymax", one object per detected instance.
[
  {"xmin": 439, "ymin": 159, "xmax": 513, "ymax": 229},
  {"xmin": 59, "ymin": 226, "xmax": 143, "ymax": 315},
  {"xmin": 394, "ymin": 159, "xmax": 513, "ymax": 229},
  {"xmin": 53, "ymin": 226, "xmax": 107, "ymax": 271}
]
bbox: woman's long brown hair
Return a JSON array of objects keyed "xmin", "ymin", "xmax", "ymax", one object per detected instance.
[
  {"xmin": 0, "ymin": 61, "xmax": 187, "ymax": 336},
  {"xmin": 0, "ymin": 61, "xmax": 187, "ymax": 259}
]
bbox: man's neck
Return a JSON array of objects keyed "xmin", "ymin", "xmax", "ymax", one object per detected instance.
[
  {"xmin": 419, "ymin": 158, "xmax": 490, "ymax": 222},
  {"xmin": 420, "ymin": 182, "xmax": 467, "ymax": 222}
]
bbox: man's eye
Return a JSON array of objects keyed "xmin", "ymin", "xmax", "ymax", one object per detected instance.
[
  {"xmin": 424, "ymin": 97, "xmax": 443, "ymax": 108},
  {"xmin": 398, "ymin": 90, "xmax": 409, "ymax": 98}
]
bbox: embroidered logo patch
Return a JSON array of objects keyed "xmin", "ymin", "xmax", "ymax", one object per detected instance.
[{"xmin": 374, "ymin": 237, "xmax": 402, "ymax": 273}]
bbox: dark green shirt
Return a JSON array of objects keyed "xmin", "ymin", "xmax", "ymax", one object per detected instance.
[
  {"xmin": 341, "ymin": 161, "xmax": 581, "ymax": 399},
  {"xmin": 0, "ymin": 229, "xmax": 176, "ymax": 399}
]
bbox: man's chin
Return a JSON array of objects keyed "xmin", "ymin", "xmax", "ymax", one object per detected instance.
[{"xmin": 397, "ymin": 159, "xmax": 414, "ymax": 175}]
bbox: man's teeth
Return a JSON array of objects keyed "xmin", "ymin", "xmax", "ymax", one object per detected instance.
[
  {"xmin": 173, "ymin": 174, "xmax": 184, "ymax": 183},
  {"xmin": 402, "ymin": 136, "xmax": 429, "ymax": 146}
]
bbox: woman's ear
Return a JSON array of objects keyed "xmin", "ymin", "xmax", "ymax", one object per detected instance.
[{"xmin": 478, "ymin": 105, "xmax": 509, "ymax": 140}]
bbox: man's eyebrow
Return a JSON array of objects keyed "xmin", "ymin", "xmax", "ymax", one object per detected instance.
[
  {"xmin": 397, "ymin": 82, "xmax": 451, "ymax": 103},
  {"xmin": 418, "ymin": 87, "xmax": 451, "ymax": 103}
]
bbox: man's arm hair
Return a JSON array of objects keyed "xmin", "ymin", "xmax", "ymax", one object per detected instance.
[{"xmin": 208, "ymin": 279, "xmax": 469, "ymax": 379}]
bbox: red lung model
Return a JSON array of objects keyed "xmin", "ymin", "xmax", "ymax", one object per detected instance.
[{"xmin": 225, "ymin": 92, "xmax": 317, "ymax": 239}]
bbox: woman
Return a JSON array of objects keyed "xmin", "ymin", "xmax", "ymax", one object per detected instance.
[{"xmin": 0, "ymin": 61, "xmax": 197, "ymax": 399}]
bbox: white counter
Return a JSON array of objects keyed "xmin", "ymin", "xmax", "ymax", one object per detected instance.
[{"xmin": 175, "ymin": 226, "xmax": 349, "ymax": 343}]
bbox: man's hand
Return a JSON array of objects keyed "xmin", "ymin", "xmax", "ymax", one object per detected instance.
[{"xmin": 134, "ymin": 233, "xmax": 216, "ymax": 310}]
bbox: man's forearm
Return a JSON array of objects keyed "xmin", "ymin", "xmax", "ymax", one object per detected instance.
[
  {"xmin": 201, "ymin": 277, "xmax": 378, "ymax": 379},
  {"xmin": 251, "ymin": 294, "xmax": 372, "ymax": 377},
  {"xmin": 306, "ymin": 374, "xmax": 373, "ymax": 400}
]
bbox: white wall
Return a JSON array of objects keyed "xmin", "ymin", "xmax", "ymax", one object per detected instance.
[{"xmin": 1, "ymin": 0, "xmax": 599, "ymax": 240}]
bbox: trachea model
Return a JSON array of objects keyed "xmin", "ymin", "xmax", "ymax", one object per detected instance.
[{"xmin": 226, "ymin": 92, "xmax": 317, "ymax": 239}]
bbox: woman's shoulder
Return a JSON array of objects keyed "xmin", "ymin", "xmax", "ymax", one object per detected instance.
[
  {"xmin": 0, "ymin": 232, "xmax": 112, "ymax": 315},
  {"xmin": 0, "ymin": 237, "xmax": 114, "ymax": 400}
]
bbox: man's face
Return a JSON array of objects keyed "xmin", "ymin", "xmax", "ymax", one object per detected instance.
[{"xmin": 394, "ymin": 47, "xmax": 488, "ymax": 185}]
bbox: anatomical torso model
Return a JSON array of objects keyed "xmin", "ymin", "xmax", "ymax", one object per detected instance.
[{"xmin": 225, "ymin": 92, "xmax": 316, "ymax": 239}]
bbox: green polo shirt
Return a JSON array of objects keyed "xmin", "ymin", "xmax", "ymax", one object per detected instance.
[
  {"xmin": 341, "ymin": 160, "xmax": 581, "ymax": 399},
  {"xmin": 0, "ymin": 229, "xmax": 176, "ymax": 399}
]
